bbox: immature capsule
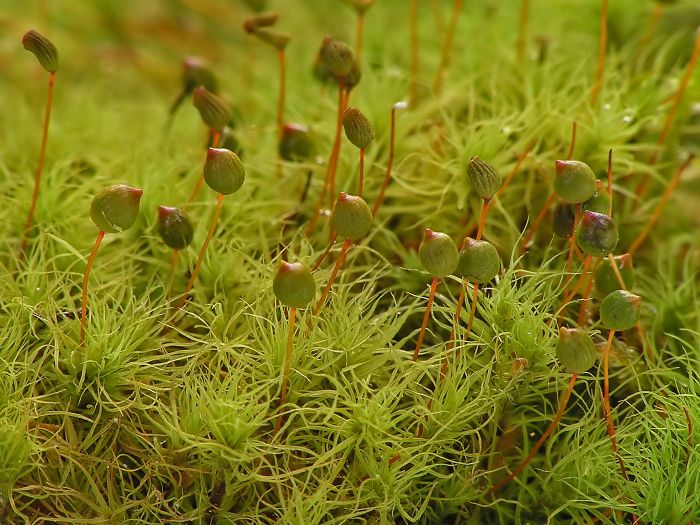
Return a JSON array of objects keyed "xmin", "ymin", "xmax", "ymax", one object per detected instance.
[
  {"xmin": 157, "ymin": 206, "xmax": 194, "ymax": 250},
  {"xmin": 456, "ymin": 238, "xmax": 501, "ymax": 283},
  {"xmin": 90, "ymin": 185, "xmax": 143, "ymax": 233},
  {"xmin": 203, "ymin": 148, "xmax": 245, "ymax": 195},
  {"xmin": 552, "ymin": 202, "xmax": 576, "ymax": 239},
  {"xmin": 341, "ymin": 0, "xmax": 376, "ymax": 14},
  {"xmin": 467, "ymin": 156, "xmax": 501, "ymax": 201},
  {"xmin": 279, "ymin": 123, "xmax": 315, "ymax": 162},
  {"xmin": 575, "ymin": 211, "xmax": 619, "ymax": 257},
  {"xmin": 556, "ymin": 327, "xmax": 597, "ymax": 373},
  {"xmin": 330, "ymin": 192, "xmax": 373, "ymax": 241},
  {"xmin": 273, "ymin": 261, "xmax": 315, "ymax": 308},
  {"xmin": 600, "ymin": 290, "xmax": 641, "ymax": 331},
  {"xmin": 582, "ymin": 181, "xmax": 611, "ymax": 215},
  {"xmin": 182, "ymin": 56, "xmax": 218, "ymax": 94},
  {"xmin": 595, "ymin": 254, "xmax": 635, "ymax": 296},
  {"xmin": 252, "ymin": 28, "xmax": 291, "ymax": 50},
  {"xmin": 193, "ymin": 87, "xmax": 232, "ymax": 131},
  {"xmin": 554, "ymin": 160, "xmax": 597, "ymax": 204},
  {"xmin": 22, "ymin": 29, "xmax": 58, "ymax": 72},
  {"xmin": 418, "ymin": 229, "xmax": 458, "ymax": 278},
  {"xmin": 343, "ymin": 107, "xmax": 374, "ymax": 150},
  {"xmin": 319, "ymin": 38, "xmax": 355, "ymax": 80},
  {"xmin": 242, "ymin": 12, "xmax": 279, "ymax": 33}
]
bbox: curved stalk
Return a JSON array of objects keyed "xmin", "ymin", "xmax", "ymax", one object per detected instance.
[
  {"xmin": 175, "ymin": 193, "xmax": 225, "ymax": 310},
  {"xmin": 274, "ymin": 306, "xmax": 296, "ymax": 435},
  {"xmin": 20, "ymin": 71, "xmax": 56, "ymax": 257},
  {"xmin": 413, "ymin": 276, "xmax": 439, "ymax": 362},
  {"xmin": 80, "ymin": 230, "xmax": 105, "ymax": 346}
]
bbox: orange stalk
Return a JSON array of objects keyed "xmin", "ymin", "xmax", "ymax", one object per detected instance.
[
  {"xmin": 358, "ymin": 148, "xmax": 365, "ymax": 197},
  {"xmin": 413, "ymin": 276, "xmax": 439, "ymax": 362},
  {"xmin": 409, "ymin": 0, "xmax": 420, "ymax": 105},
  {"xmin": 372, "ymin": 102, "xmax": 405, "ymax": 217},
  {"xmin": 80, "ymin": 230, "xmax": 105, "ymax": 346},
  {"xmin": 313, "ymin": 233, "xmax": 338, "ymax": 271},
  {"xmin": 602, "ymin": 329, "xmax": 628, "ymax": 480},
  {"xmin": 566, "ymin": 121, "xmax": 577, "ymax": 161},
  {"xmin": 274, "ymin": 306, "xmax": 297, "ymax": 435},
  {"xmin": 355, "ymin": 13, "xmax": 365, "ymax": 63},
  {"xmin": 628, "ymin": 154, "xmax": 694, "ymax": 256},
  {"xmin": 520, "ymin": 191, "xmax": 556, "ymax": 254},
  {"xmin": 589, "ymin": 0, "xmax": 608, "ymax": 106},
  {"xmin": 490, "ymin": 372, "xmax": 577, "ymax": 493},
  {"xmin": 433, "ymin": 0, "xmax": 463, "ymax": 94},
  {"xmin": 175, "ymin": 193, "xmax": 225, "ymax": 310},
  {"xmin": 313, "ymin": 239, "xmax": 352, "ymax": 317},
  {"xmin": 166, "ymin": 249, "xmax": 181, "ymax": 297},
  {"xmin": 20, "ymin": 71, "xmax": 56, "ymax": 256},
  {"xmin": 635, "ymin": 29, "xmax": 700, "ymax": 198},
  {"xmin": 277, "ymin": 49, "xmax": 286, "ymax": 138},
  {"xmin": 476, "ymin": 199, "xmax": 488, "ymax": 241},
  {"xmin": 492, "ymin": 144, "xmax": 533, "ymax": 202},
  {"xmin": 516, "ymin": 0, "xmax": 531, "ymax": 64}
]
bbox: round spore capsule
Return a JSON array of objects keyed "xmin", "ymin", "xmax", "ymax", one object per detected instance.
[
  {"xmin": 456, "ymin": 238, "xmax": 500, "ymax": 284},
  {"xmin": 418, "ymin": 229, "xmax": 458, "ymax": 278},
  {"xmin": 273, "ymin": 261, "xmax": 315, "ymax": 308}
]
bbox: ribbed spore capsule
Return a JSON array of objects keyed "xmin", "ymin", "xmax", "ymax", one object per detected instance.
[
  {"xmin": 552, "ymin": 202, "xmax": 576, "ymax": 239},
  {"xmin": 575, "ymin": 211, "xmax": 619, "ymax": 257},
  {"xmin": 193, "ymin": 87, "xmax": 232, "ymax": 131},
  {"xmin": 22, "ymin": 29, "xmax": 58, "ymax": 72},
  {"xmin": 242, "ymin": 12, "xmax": 279, "ymax": 33},
  {"xmin": 456, "ymin": 238, "xmax": 500, "ymax": 284},
  {"xmin": 345, "ymin": 60, "xmax": 362, "ymax": 90},
  {"xmin": 553, "ymin": 160, "xmax": 596, "ymax": 204},
  {"xmin": 319, "ymin": 38, "xmax": 355, "ymax": 81},
  {"xmin": 595, "ymin": 254, "xmax": 635, "ymax": 296},
  {"xmin": 253, "ymin": 29, "xmax": 291, "ymax": 50},
  {"xmin": 556, "ymin": 328, "xmax": 597, "ymax": 373},
  {"xmin": 600, "ymin": 290, "xmax": 641, "ymax": 331},
  {"xmin": 157, "ymin": 206, "xmax": 194, "ymax": 250},
  {"xmin": 343, "ymin": 107, "xmax": 374, "ymax": 150},
  {"xmin": 90, "ymin": 185, "xmax": 142, "ymax": 233},
  {"xmin": 418, "ymin": 229, "xmax": 458, "ymax": 278},
  {"xmin": 331, "ymin": 192, "xmax": 373, "ymax": 241},
  {"xmin": 182, "ymin": 56, "xmax": 218, "ymax": 93},
  {"xmin": 203, "ymin": 148, "xmax": 245, "ymax": 195},
  {"xmin": 273, "ymin": 261, "xmax": 315, "ymax": 308},
  {"xmin": 279, "ymin": 123, "xmax": 315, "ymax": 162},
  {"xmin": 467, "ymin": 156, "xmax": 501, "ymax": 201}
]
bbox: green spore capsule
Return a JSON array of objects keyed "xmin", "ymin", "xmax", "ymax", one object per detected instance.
[
  {"xmin": 90, "ymin": 184, "xmax": 143, "ymax": 233},
  {"xmin": 456, "ymin": 238, "xmax": 501, "ymax": 284},
  {"xmin": 182, "ymin": 56, "xmax": 218, "ymax": 94},
  {"xmin": 193, "ymin": 86, "xmax": 232, "ymax": 131},
  {"xmin": 343, "ymin": 107, "xmax": 374, "ymax": 150},
  {"xmin": 330, "ymin": 192, "xmax": 373, "ymax": 241},
  {"xmin": 22, "ymin": 29, "xmax": 58, "ymax": 72},
  {"xmin": 582, "ymin": 181, "xmax": 611, "ymax": 215},
  {"xmin": 575, "ymin": 210, "xmax": 618, "ymax": 257},
  {"xmin": 345, "ymin": 59, "xmax": 362, "ymax": 90},
  {"xmin": 467, "ymin": 156, "xmax": 501, "ymax": 201},
  {"xmin": 341, "ymin": 0, "xmax": 376, "ymax": 14},
  {"xmin": 203, "ymin": 147, "xmax": 245, "ymax": 195},
  {"xmin": 595, "ymin": 253, "xmax": 635, "ymax": 296},
  {"xmin": 319, "ymin": 38, "xmax": 355, "ymax": 81},
  {"xmin": 279, "ymin": 123, "xmax": 315, "ymax": 161},
  {"xmin": 600, "ymin": 290, "xmax": 641, "ymax": 331},
  {"xmin": 552, "ymin": 202, "xmax": 576, "ymax": 239},
  {"xmin": 418, "ymin": 229, "xmax": 458, "ymax": 278},
  {"xmin": 554, "ymin": 160, "xmax": 597, "ymax": 204},
  {"xmin": 157, "ymin": 206, "xmax": 194, "ymax": 250},
  {"xmin": 273, "ymin": 261, "xmax": 315, "ymax": 308},
  {"xmin": 253, "ymin": 28, "xmax": 291, "ymax": 50},
  {"xmin": 556, "ymin": 327, "xmax": 597, "ymax": 373},
  {"xmin": 243, "ymin": 12, "xmax": 279, "ymax": 33}
]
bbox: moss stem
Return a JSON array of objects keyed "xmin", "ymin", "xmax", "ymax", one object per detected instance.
[
  {"xmin": 277, "ymin": 49, "xmax": 286, "ymax": 139},
  {"xmin": 80, "ymin": 230, "xmax": 105, "ymax": 346},
  {"xmin": 358, "ymin": 148, "xmax": 365, "ymax": 197},
  {"xmin": 313, "ymin": 238, "xmax": 352, "ymax": 318},
  {"xmin": 371, "ymin": 103, "xmax": 400, "ymax": 217},
  {"xmin": 516, "ymin": 0, "xmax": 530, "ymax": 64},
  {"xmin": 589, "ymin": 0, "xmax": 608, "ymax": 107},
  {"xmin": 175, "ymin": 193, "xmax": 225, "ymax": 310},
  {"xmin": 409, "ymin": 0, "xmax": 420, "ymax": 105},
  {"xmin": 433, "ymin": 0, "xmax": 463, "ymax": 94},
  {"xmin": 186, "ymin": 130, "xmax": 221, "ymax": 205},
  {"xmin": 602, "ymin": 329, "xmax": 628, "ymax": 480},
  {"xmin": 20, "ymin": 70, "xmax": 56, "ymax": 257},
  {"xmin": 413, "ymin": 276, "xmax": 439, "ymax": 362},
  {"xmin": 274, "ymin": 306, "xmax": 296, "ymax": 435},
  {"xmin": 490, "ymin": 372, "xmax": 577, "ymax": 493}
]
